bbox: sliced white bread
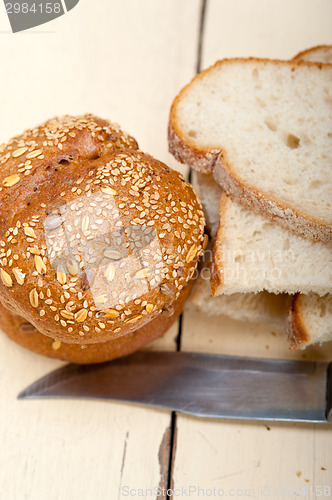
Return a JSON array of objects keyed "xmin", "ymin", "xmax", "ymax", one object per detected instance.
[
  {"xmin": 294, "ymin": 44, "xmax": 332, "ymax": 63},
  {"xmin": 183, "ymin": 47, "xmax": 332, "ymax": 348},
  {"xmin": 287, "ymin": 293, "xmax": 332, "ymax": 350},
  {"xmin": 211, "ymin": 193, "xmax": 332, "ymax": 296},
  {"xmin": 191, "ymin": 260, "xmax": 288, "ymax": 327},
  {"xmin": 191, "ymin": 169, "xmax": 330, "ymax": 341},
  {"xmin": 191, "ymin": 171, "xmax": 222, "ymax": 238},
  {"xmin": 191, "ymin": 176, "xmax": 290, "ymax": 327},
  {"xmin": 284, "ymin": 47, "xmax": 332, "ymax": 350},
  {"xmin": 169, "ymin": 58, "xmax": 332, "ymax": 243}
]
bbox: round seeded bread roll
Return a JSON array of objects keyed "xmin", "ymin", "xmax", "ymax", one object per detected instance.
[
  {"xmin": 0, "ymin": 115, "xmax": 205, "ymax": 345},
  {"xmin": 0, "ymin": 280, "xmax": 192, "ymax": 364}
]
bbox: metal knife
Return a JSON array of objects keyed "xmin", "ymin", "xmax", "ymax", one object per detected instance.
[{"xmin": 18, "ymin": 352, "xmax": 332, "ymax": 423}]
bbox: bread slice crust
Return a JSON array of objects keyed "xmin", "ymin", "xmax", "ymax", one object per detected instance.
[
  {"xmin": 293, "ymin": 44, "xmax": 332, "ymax": 63},
  {"xmin": 211, "ymin": 192, "xmax": 332, "ymax": 296},
  {"xmin": 212, "ymin": 149, "xmax": 331, "ymax": 243},
  {"xmin": 169, "ymin": 57, "xmax": 332, "ymax": 243},
  {"xmin": 210, "ymin": 194, "xmax": 228, "ymax": 295},
  {"xmin": 286, "ymin": 294, "xmax": 311, "ymax": 351}
]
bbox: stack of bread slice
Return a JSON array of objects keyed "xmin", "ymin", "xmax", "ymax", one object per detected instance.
[{"xmin": 169, "ymin": 45, "xmax": 332, "ymax": 350}]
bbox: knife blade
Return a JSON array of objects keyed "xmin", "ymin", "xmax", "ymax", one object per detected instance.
[{"xmin": 18, "ymin": 351, "xmax": 332, "ymax": 423}]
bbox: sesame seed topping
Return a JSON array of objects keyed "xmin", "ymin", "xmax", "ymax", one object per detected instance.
[
  {"xmin": 60, "ymin": 310, "xmax": 74, "ymax": 320},
  {"xmin": 75, "ymin": 309, "xmax": 88, "ymax": 322},
  {"xmin": 56, "ymin": 265, "xmax": 67, "ymax": 285},
  {"xmin": 96, "ymin": 294, "xmax": 108, "ymax": 304},
  {"xmin": 12, "ymin": 268, "xmax": 25, "ymax": 285},
  {"xmin": 29, "ymin": 288, "xmax": 39, "ymax": 308},
  {"xmin": 101, "ymin": 186, "xmax": 117, "ymax": 196},
  {"xmin": 81, "ymin": 215, "xmax": 90, "ymax": 232},
  {"xmin": 100, "ymin": 309, "xmax": 119, "ymax": 319},
  {"xmin": 29, "ymin": 247, "xmax": 41, "ymax": 255},
  {"xmin": 34, "ymin": 255, "xmax": 46, "ymax": 274},
  {"xmin": 52, "ymin": 340, "xmax": 62, "ymax": 351},
  {"xmin": 12, "ymin": 147, "xmax": 28, "ymax": 158},
  {"xmin": 104, "ymin": 263, "xmax": 115, "ymax": 282},
  {"xmin": 135, "ymin": 268, "xmax": 149, "ymax": 279},
  {"xmin": 66, "ymin": 259, "xmax": 78, "ymax": 276},
  {"xmin": 26, "ymin": 149, "xmax": 43, "ymax": 159},
  {"xmin": 103, "ymin": 249, "xmax": 121, "ymax": 260},
  {"xmin": 3, "ymin": 174, "xmax": 20, "ymax": 187},
  {"xmin": 0, "ymin": 115, "xmax": 205, "ymax": 343},
  {"xmin": 44, "ymin": 214, "xmax": 63, "ymax": 231},
  {"xmin": 186, "ymin": 244, "xmax": 198, "ymax": 263},
  {"xmin": 125, "ymin": 314, "xmax": 143, "ymax": 324},
  {"xmin": 24, "ymin": 227, "xmax": 37, "ymax": 239},
  {"xmin": 0, "ymin": 268, "xmax": 12, "ymax": 287}
]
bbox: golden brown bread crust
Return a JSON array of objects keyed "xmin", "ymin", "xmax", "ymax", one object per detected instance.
[
  {"xmin": 210, "ymin": 193, "xmax": 228, "ymax": 296},
  {"xmin": 168, "ymin": 58, "xmax": 332, "ymax": 243},
  {"xmin": 168, "ymin": 120, "xmax": 219, "ymax": 175},
  {"xmin": 168, "ymin": 59, "xmax": 225, "ymax": 174},
  {"xmin": 293, "ymin": 45, "xmax": 332, "ymax": 62},
  {"xmin": 286, "ymin": 294, "xmax": 311, "ymax": 351},
  {"xmin": 0, "ymin": 280, "xmax": 193, "ymax": 364},
  {"xmin": 211, "ymin": 152, "xmax": 331, "ymax": 243},
  {"xmin": 168, "ymin": 57, "xmax": 329, "ymax": 173},
  {"xmin": 0, "ymin": 114, "xmax": 138, "ymax": 227},
  {"xmin": 0, "ymin": 115, "xmax": 205, "ymax": 345}
]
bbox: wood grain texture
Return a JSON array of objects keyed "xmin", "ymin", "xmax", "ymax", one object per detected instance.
[
  {"xmin": 175, "ymin": 0, "xmax": 332, "ymax": 497},
  {"xmin": 173, "ymin": 417, "xmax": 331, "ymax": 496},
  {"xmin": 0, "ymin": 1, "xmax": 201, "ymax": 498}
]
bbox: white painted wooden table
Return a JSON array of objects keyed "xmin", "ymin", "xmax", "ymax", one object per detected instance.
[{"xmin": 0, "ymin": 1, "xmax": 331, "ymax": 499}]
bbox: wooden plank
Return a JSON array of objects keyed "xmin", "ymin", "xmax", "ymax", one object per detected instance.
[
  {"xmin": 172, "ymin": 417, "xmax": 331, "ymax": 497},
  {"xmin": 0, "ymin": 1, "xmax": 201, "ymax": 498},
  {"xmin": 182, "ymin": 304, "xmax": 332, "ymax": 361},
  {"xmin": 0, "ymin": 0, "xmax": 196, "ymax": 178},
  {"xmin": 202, "ymin": 0, "xmax": 332, "ymax": 66},
  {"xmin": 175, "ymin": 0, "xmax": 332, "ymax": 496}
]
